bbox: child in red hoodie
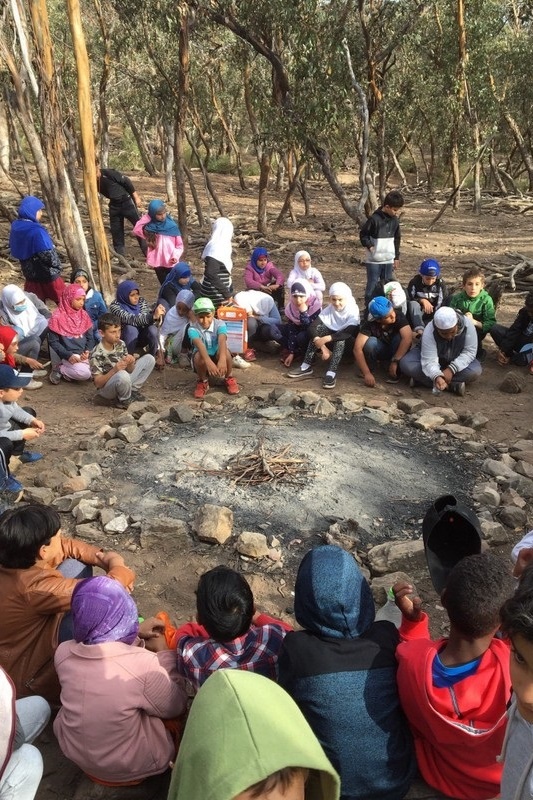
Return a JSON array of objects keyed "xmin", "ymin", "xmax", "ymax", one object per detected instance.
[{"xmin": 394, "ymin": 552, "xmax": 515, "ymax": 800}]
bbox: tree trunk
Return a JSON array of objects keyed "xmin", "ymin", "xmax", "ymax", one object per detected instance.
[
  {"xmin": 489, "ymin": 150, "xmax": 508, "ymax": 194},
  {"xmin": 120, "ymin": 104, "xmax": 156, "ymax": 175},
  {"xmin": 162, "ymin": 120, "xmax": 175, "ymax": 203},
  {"xmin": 500, "ymin": 109, "xmax": 533, "ymax": 190},
  {"xmin": 275, "ymin": 157, "xmax": 306, "ymax": 227},
  {"xmin": 0, "ymin": 99, "xmax": 9, "ymax": 172},
  {"xmin": 174, "ymin": 6, "xmax": 190, "ymax": 244},
  {"xmin": 257, "ymin": 149, "xmax": 271, "ymax": 234},
  {"xmin": 93, "ymin": 0, "xmax": 111, "ymax": 164},
  {"xmin": 185, "ymin": 130, "xmax": 225, "ymax": 217},
  {"xmin": 183, "ymin": 162, "xmax": 205, "ymax": 228},
  {"xmin": 307, "ymin": 141, "xmax": 366, "ymax": 226},
  {"xmin": 208, "ymin": 76, "xmax": 246, "ymax": 190}
]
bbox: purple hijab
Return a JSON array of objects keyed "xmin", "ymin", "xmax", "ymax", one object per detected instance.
[
  {"xmin": 250, "ymin": 247, "xmax": 268, "ymax": 275},
  {"xmin": 115, "ymin": 280, "xmax": 141, "ymax": 315},
  {"xmin": 72, "ymin": 576, "xmax": 139, "ymax": 645}
]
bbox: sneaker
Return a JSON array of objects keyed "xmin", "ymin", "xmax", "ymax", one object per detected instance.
[
  {"xmin": 225, "ymin": 376, "xmax": 240, "ymax": 395},
  {"xmin": 323, "ymin": 374, "xmax": 336, "ymax": 389},
  {"xmin": 233, "ymin": 355, "xmax": 251, "ymax": 370},
  {"xmin": 49, "ymin": 369, "xmax": 62, "ymax": 385},
  {"xmin": 32, "ymin": 369, "xmax": 48, "ymax": 378},
  {"xmin": 1, "ymin": 475, "xmax": 23, "ymax": 493},
  {"xmin": 19, "ymin": 452, "xmax": 43, "ymax": 464},
  {"xmin": 25, "ymin": 380, "xmax": 43, "ymax": 390},
  {"xmin": 452, "ymin": 381, "xmax": 466, "ymax": 397},
  {"xmin": 194, "ymin": 380, "xmax": 209, "ymax": 399},
  {"xmin": 288, "ymin": 365, "xmax": 314, "ymax": 380},
  {"xmin": 243, "ymin": 348, "xmax": 257, "ymax": 362},
  {"xmin": 114, "ymin": 399, "xmax": 131, "ymax": 410},
  {"xmin": 131, "ymin": 390, "xmax": 146, "ymax": 402}
]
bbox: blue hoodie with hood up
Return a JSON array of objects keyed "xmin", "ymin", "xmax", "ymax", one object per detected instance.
[{"xmin": 279, "ymin": 545, "xmax": 415, "ymax": 800}]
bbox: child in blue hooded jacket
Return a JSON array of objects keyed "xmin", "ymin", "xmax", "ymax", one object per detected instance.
[{"xmin": 278, "ymin": 545, "xmax": 415, "ymax": 800}]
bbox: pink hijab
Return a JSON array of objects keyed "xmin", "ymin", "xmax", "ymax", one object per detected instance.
[
  {"xmin": 284, "ymin": 280, "xmax": 322, "ymax": 324},
  {"xmin": 48, "ymin": 284, "xmax": 92, "ymax": 337}
]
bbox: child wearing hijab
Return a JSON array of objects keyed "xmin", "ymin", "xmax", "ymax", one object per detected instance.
[
  {"xmin": 281, "ymin": 281, "xmax": 322, "ymax": 367},
  {"xmin": 159, "ymin": 289, "xmax": 197, "ymax": 367},
  {"xmin": 234, "ymin": 290, "xmax": 283, "ymax": 353},
  {"xmin": 133, "ymin": 200, "xmax": 184, "ymax": 285},
  {"xmin": 53, "ymin": 576, "xmax": 187, "ymax": 787},
  {"xmin": 157, "ymin": 262, "xmax": 203, "ymax": 311},
  {"xmin": 0, "ymin": 327, "xmax": 43, "ymax": 390},
  {"xmin": 287, "ymin": 250, "xmax": 326, "ymax": 306},
  {"xmin": 354, "ymin": 296, "xmax": 412, "ymax": 388},
  {"xmin": 278, "ymin": 546, "xmax": 415, "ymax": 800},
  {"xmin": 244, "ymin": 247, "xmax": 285, "ymax": 309},
  {"xmin": 288, "ymin": 283, "xmax": 360, "ymax": 389},
  {"xmin": 200, "ymin": 217, "xmax": 235, "ymax": 309},
  {"xmin": 70, "ymin": 268, "xmax": 107, "ymax": 339},
  {"xmin": 47, "ymin": 285, "xmax": 95, "ymax": 385},
  {"xmin": 0, "ymin": 284, "xmax": 50, "ymax": 363},
  {"xmin": 109, "ymin": 280, "xmax": 166, "ymax": 357},
  {"xmin": 8, "ymin": 196, "xmax": 66, "ymax": 304}
]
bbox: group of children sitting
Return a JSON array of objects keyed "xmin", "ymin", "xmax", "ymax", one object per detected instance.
[{"xmin": 1, "ymin": 499, "xmax": 533, "ymax": 800}]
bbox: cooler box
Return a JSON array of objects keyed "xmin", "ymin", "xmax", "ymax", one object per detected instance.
[{"xmin": 217, "ymin": 306, "xmax": 248, "ymax": 354}]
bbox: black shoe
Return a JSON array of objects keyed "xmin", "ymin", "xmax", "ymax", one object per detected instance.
[
  {"xmin": 323, "ymin": 374, "xmax": 336, "ymax": 389},
  {"xmin": 131, "ymin": 391, "xmax": 146, "ymax": 402},
  {"xmin": 477, "ymin": 348, "xmax": 486, "ymax": 362}
]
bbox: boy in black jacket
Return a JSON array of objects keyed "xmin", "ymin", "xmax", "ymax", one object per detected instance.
[
  {"xmin": 359, "ymin": 191, "xmax": 404, "ymax": 307},
  {"xmin": 407, "ymin": 258, "xmax": 447, "ymax": 336},
  {"xmin": 491, "ymin": 290, "xmax": 533, "ymax": 370}
]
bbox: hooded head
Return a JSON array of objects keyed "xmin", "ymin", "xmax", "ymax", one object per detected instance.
[
  {"xmin": 18, "ymin": 196, "xmax": 45, "ymax": 222},
  {"xmin": 294, "ymin": 546, "xmax": 375, "ymax": 638},
  {"xmin": 167, "ymin": 670, "xmax": 340, "ymax": 800},
  {"xmin": 72, "ymin": 576, "xmax": 138, "ymax": 645}
]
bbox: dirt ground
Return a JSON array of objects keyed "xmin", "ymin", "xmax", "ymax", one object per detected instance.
[{"xmin": 0, "ymin": 171, "xmax": 532, "ymax": 799}]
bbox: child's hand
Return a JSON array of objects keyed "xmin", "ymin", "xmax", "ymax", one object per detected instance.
[
  {"xmin": 68, "ymin": 354, "xmax": 81, "ymax": 364},
  {"xmin": 514, "ymin": 547, "xmax": 533, "ymax": 578},
  {"xmin": 363, "ymin": 373, "xmax": 376, "ymax": 388},
  {"xmin": 138, "ymin": 617, "xmax": 167, "ymax": 651},
  {"xmin": 124, "ymin": 354, "xmax": 136, "ymax": 367},
  {"xmin": 31, "ymin": 418, "xmax": 45, "ymax": 432},
  {"xmin": 22, "ymin": 428, "xmax": 41, "ymax": 440},
  {"xmin": 420, "ymin": 299, "xmax": 433, "ymax": 315},
  {"xmin": 115, "ymin": 358, "xmax": 129, "ymax": 371},
  {"xmin": 25, "ymin": 357, "xmax": 44, "ymax": 370},
  {"xmin": 282, "ymin": 353, "xmax": 294, "ymax": 367},
  {"xmin": 153, "ymin": 304, "xmax": 166, "ymax": 320},
  {"xmin": 498, "ymin": 350, "xmax": 510, "ymax": 366},
  {"xmin": 80, "ymin": 351, "xmax": 89, "ymax": 362},
  {"xmin": 206, "ymin": 358, "xmax": 221, "ymax": 377},
  {"xmin": 393, "ymin": 581, "xmax": 422, "ymax": 621}
]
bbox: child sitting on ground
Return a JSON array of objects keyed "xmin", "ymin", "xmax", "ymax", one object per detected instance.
[
  {"xmin": 48, "ymin": 284, "xmax": 95, "ymax": 385},
  {"xmin": 234, "ymin": 289, "xmax": 283, "ymax": 354},
  {"xmin": 70, "ymin": 267, "xmax": 107, "ymax": 341},
  {"xmin": 281, "ymin": 281, "xmax": 322, "ymax": 367},
  {"xmin": 244, "ymin": 247, "xmax": 286, "ymax": 310},
  {"xmin": 288, "ymin": 282, "xmax": 360, "ymax": 389},
  {"xmin": 0, "ymin": 365, "xmax": 45, "ymax": 494},
  {"xmin": 54, "ymin": 576, "xmax": 187, "ymax": 787},
  {"xmin": 354, "ymin": 296, "xmax": 411, "ymax": 387},
  {"xmin": 167, "ymin": 670, "xmax": 340, "ymax": 800},
  {"xmin": 278, "ymin": 545, "xmax": 415, "ymax": 800},
  {"xmin": 0, "ymin": 326, "xmax": 43, "ymax": 390},
  {"xmin": 287, "ymin": 250, "xmax": 326, "ymax": 306},
  {"xmin": 490, "ymin": 289, "xmax": 533, "ymax": 372},
  {"xmin": 0, "ymin": 503, "xmax": 134, "ymax": 702},
  {"xmin": 109, "ymin": 280, "xmax": 166, "ymax": 357},
  {"xmin": 189, "ymin": 298, "xmax": 239, "ymax": 398},
  {"xmin": 449, "ymin": 267, "xmax": 496, "ymax": 360},
  {"xmin": 90, "ymin": 313, "xmax": 155, "ymax": 409},
  {"xmin": 394, "ymin": 552, "xmax": 515, "ymax": 800},
  {"xmin": 157, "ymin": 262, "xmax": 202, "ymax": 311},
  {"xmin": 142, "ymin": 565, "xmax": 290, "ymax": 693},
  {"xmin": 407, "ymin": 259, "xmax": 447, "ymax": 336},
  {"xmin": 158, "ymin": 289, "xmax": 196, "ymax": 368}
]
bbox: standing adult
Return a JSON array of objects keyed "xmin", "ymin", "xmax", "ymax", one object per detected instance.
[
  {"xmin": 95, "ymin": 162, "xmax": 147, "ymax": 257},
  {"xmin": 8, "ymin": 197, "xmax": 66, "ymax": 305}
]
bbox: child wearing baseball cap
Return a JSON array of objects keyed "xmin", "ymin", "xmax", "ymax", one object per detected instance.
[
  {"xmin": 354, "ymin": 296, "xmax": 412, "ymax": 387},
  {"xmin": 407, "ymin": 258, "xmax": 448, "ymax": 336},
  {"xmin": 189, "ymin": 298, "xmax": 239, "ymax": 399},
  {"xmin": 0, "ymin": 364, "xmax": 45, "ymax": 494}
]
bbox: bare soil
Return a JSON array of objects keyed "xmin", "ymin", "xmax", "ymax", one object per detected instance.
[{"xmin": 1, "ymin": 171, "xmax": 532, "ymax": 799}]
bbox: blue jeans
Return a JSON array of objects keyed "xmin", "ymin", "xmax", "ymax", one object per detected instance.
[
  {"xmin": 399, "ymin": 347, "xmax": 482, "ymax": 387},
  {"xmin": 362, "ymin": 334, "xmax": 400, "ymax": 369},
  {"xmin": 365, "ymin": 262, "xmax": 394, "ymax": 305}
]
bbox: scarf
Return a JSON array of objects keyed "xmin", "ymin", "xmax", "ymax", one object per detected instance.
[
  {"xmin": 48, "ymin": 284, "xmax": 92, "ymax": 337},
  {"xmin": 115, "ymin": 280, "xmax": 141, "ymax": 315},
  {"xmin": 161, "ymin": 289, "xmax": 195, "ymax": 336},
  {"xmin": 319, "ymin": 282, "xmax": 360, "ymax": 332},
  {"xmin": 160, "ymin": 262, "xmax": 193, "ymax": 295},
  {"xmin": 250, "ymin": 247, "xmax": 268, "ymax": 275},
  {"xmin": 0, "ymin": 284, "xmax": 48, "ymax": 338},
  {"xmin": 202, "ymin": 217, "xmax": 234, "ymax": 273},
  {"xmin": 144, "ymin": 199, "xmax": 182, "ymax": 237},
  {"xmin": 72, "ymin": 576, "xmax": 139, "ymax": 646},
  {"xmin": 9, "ymin": 196, "xmax": 54, "ymax": 261},
  {"xmin": 0, "ymin": 327, "xmax": 17, "ymax": 367},
  {"xmin": 284, "ymin": 280, "xmax": 322, "ymax": 325},
  {"xmin": 383, "ymin": 281, "xmax": 407, "ymax": 309}
]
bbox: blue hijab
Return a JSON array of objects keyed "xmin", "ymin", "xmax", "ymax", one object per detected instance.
[
  {"xmin": 250, "ymin": 247, "xmax": 268, "ymax": 275},
  {"xmin": 144, "ymin": 199, "xmax": 182, "ymax": 237},
  {"xmin": 160, "ymin": 262, "xmax": 193, "ymax": 294},
  {"xmin": 9, "ymin": 196, "xmax": 54, "ymax": 261},
  {"xmin": 116, "ymin": 280, "xmax": 141, "ymax": 315}
]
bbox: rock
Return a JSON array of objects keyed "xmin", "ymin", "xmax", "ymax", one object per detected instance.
[
  {"xmin": 105, "ymin": 440, "xmax": 126, "ymax": 451},
  {"xmin": 268, "ymin": 548, "xmax": 282, "ymax": 562},
  {"xmin": 193, "ymin": 504, "xmax": 233, "ymax": 545},
  {"xmin": 129, "ymin": 401, "xmax": 160, "ymax": 419},
  {"xmin": 61, "ymin": 475, "xmax": 89, "ymax": 494},
  {"xmin": 74, "ymin": 499, "xmax": 101, "ymax": 524},
  {"xmin": 299, "ymin": 391, "xmax": 322, "ymax": 408},
  {"xmin": 438, "ymin": 424, "xmax": 475, "ymax": 440},
  {"xmin": 248, "ymin": 388, "xmax": 271, "ymax": 402},
  {"xmin": 140, "ymin": 517, "xmax": 190, "ymax": 550},
  {"xmin": 274, "ymin": 391, "xmax": 298, "ymax": 407},
  {"xmin": 79, "ymin": 463, "xmax": 103, "ymax": 483},
  {"xmin": 362, "ymin": 408, "xmax": 390, "ymax": 425},
  {"xmin": 138, "ymin": 412, "xmax": 160, "ymax": 427},
  {"xmin": 23, "ymin": 486, "xmax": 54, "ymax": 505},
  {"xmin": 56, "ymin": 458, "xmax": 79, "ymax": 478},
  {"xmin": 97, "ymin": 424, "xmax": 115, "ymax": 438},
  {"xmin": 235, "ymin": 532, "xmax": 270, "ymax": 558},
  {"xmin": 480, "ymin": 519, "xmax": 510, "ymax": 546},
  {"xmin": 509, "ymin": 476, "xmax": 533, "ymax": 500},
  {"xmin": 52, "ymin": 491, "xmax": 92, "ymax": 513},
  {"xmin": 461, "ymin": 412, "xmax": 489, "ymax": 429},
  {"xmin": 256, "ymin": 406, "xmax": 294, "ymax": 420},
  {"xmin": 114, "ymin": 411, "xmax": 136, "ymax": 427},
  {"xmin": 527, "ymin": 427, "xmax": 533, "ymax": 440},
  {"xmin": 33, "ymin": 470, "xmax": 65, "ymax": 490},
  {"xmin": 514, "ymin": 461, "xmax": 533, "ymax": 480},
  {"xmin": 74, "ymin": 451, "xmax": 106, "ymax": 466},
  {"xmin": 414, "ymin": 413, "xmax": 445, "ymax": 431},
  {"xmin": 482, "ymin": 458, "xmax": 519, "ymax": 480},
  {"xmin": 103, "ymin": 427, "xmax": 118, "ymax": 441},
  {"xmin": 365, "ymin": 399, "xmax": 390, "ymax": 411},
  {"xmin": 397, "ymin": 398, "xmax": 428, "ymax": 414},
  {"xmin": 169, "ymin": 404, "xmax": 195, "ymax": 424},
  {"xmin": 499, "ymin": 506, "xmax": 528, "ymax": 529},
  {"xmin": 226, "ymin": 396, "xmax": 249, "ymax": 410},
  {"xmin": 77, "ymin": 438, "xmax": 100, "ymax": 452},
  {"xmin": 510, "ymin": 440, "xmax": 533, "ymax": 453},
  {"xmin": 510, "ymin": 450, "xmax": 533, "ymax": 466},
  {"xmin": 371, "ymin": 572, "xmax": 414, "ymax": 606},
  {"xmin": 99, "ymin": 507, "xmax": 118, "ymax": 527},
  {"xmin": 499, "ymin": 373, "xmax": 524, "ymax": 393},
  {"xmin": 202, "ymin": 394, "xmax": 223, "ymax": 407},
  {"xmin": 338, "ymin": 394, "xmax": 365, "ymax": 413},
  {"xmin": 367, "ymin": 540, "xmax": 425, "ymax": 576},
  {"xmin": 312, "ymin": 398, "xmax": 336, "ymax": 417},
  {"xmin": 75, "ymin": 523, "xmax": 103, "ymax": 542},
  {"xmin": 104, "ymin": 514, "xmax": 129, "ymax": 534},
  {"xmin": 270, "ymin": 387, "xmax": 291, "ymax": 400},
  {"xmin": 472, "ymin": 484, "xmax": 500, "ymax": 507},
  {"xmin": 463, "ymin": 441, "xmax": 487, "ymax": 453},
  {"xmin": 117, "ymin": 424, "xmax": 143, "ymax": 444},
  {"xmin": 427, "ymin": 407, "xmax": 458, "ymax": 423},
  {"xmin": 500, "ymin": 488, "xmax": 527, "ymax": 509}
]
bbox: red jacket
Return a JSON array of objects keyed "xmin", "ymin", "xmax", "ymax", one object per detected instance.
[{"xmin": 396, "ymin": 613, "xmax": 511, "ymax": 800}]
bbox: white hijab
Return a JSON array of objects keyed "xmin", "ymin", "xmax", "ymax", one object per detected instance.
[
  {"xmin": 1, "ymin": 284, "xmax": 48, "ymax": 338},
  {"xmin": 319, "ymin": 282, "xmax": 360, "ymax": 332},
  {"xmin": 234, "ymin": 290, "xmax": 275, "ymax": 317},
  {"xmin": 160, "ymin": 289, "xmax": 195, "ymax": 336},
  {"xmin": 202, "ymin": 218, "xmax": 234, "ymax": 273}
]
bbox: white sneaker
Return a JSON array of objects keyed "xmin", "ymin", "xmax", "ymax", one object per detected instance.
[
  {"xmin": 233, "ymin": 355, "xmax": 251, "ymax": 370},
  {"xmin": 32, "ymin": 369, "xmax": 48, "ymax": 378},
  {"xmin": 25, "ymin": 380, "xmax": 43, "ymax": 390}
]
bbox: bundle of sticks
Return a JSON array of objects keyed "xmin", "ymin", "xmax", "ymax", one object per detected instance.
[{"xmin": 228, "ymin": 441, "xmax": 310, "ymax": 486}]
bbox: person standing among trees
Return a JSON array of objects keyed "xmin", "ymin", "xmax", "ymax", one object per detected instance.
[
  {"xmin": 359, "ymin": 190, "xmax": 404, "ymax": 307},
  {"xmin": 95, "ymin": 161, "xmax": 148, "ymax": 258}
]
